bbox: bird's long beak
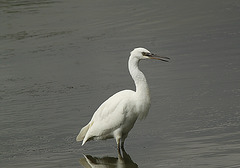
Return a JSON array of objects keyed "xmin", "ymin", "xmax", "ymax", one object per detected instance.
[{"xmin": 148, "ymin": 53, "xmax": 170, "ymax": 62}]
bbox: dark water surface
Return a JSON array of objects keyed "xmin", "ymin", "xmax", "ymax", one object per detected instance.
[{"xmin": 1, "ymin": 0, "xmax": 240, "ymax": 167}]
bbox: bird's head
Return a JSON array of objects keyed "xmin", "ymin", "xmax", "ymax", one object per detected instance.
[{"xmin": 130, "ymin": 47, "xmax": 170, "ymax": 62}]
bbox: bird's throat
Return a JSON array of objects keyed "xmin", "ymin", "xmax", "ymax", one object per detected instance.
[{"xmin": 128, "ymin": 57, "xmax": 150, "ymax": 98}]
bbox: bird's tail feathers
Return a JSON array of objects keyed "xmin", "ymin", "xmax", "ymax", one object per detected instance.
[
  {"xmin": 76, "ymin": 123, "xmax": 90, "ymax": 142},
  {"xmin": 82, "ymin": 136, "xmax": 88, "ymax": 146}
]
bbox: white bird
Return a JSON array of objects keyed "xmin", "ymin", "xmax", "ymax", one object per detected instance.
[{"xmin": 76, "ymin": 47, "xmax": 169, "ymax": 152}]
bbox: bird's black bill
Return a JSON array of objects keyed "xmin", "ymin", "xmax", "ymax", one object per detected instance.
[{"xmin": 148, "ymin": 54, "xmax": 170, "ymax": 62}]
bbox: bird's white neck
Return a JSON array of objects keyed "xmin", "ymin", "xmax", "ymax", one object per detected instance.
[{"xmin": 128, "ymin": 56, "xmax": 150, "ymax": 98}]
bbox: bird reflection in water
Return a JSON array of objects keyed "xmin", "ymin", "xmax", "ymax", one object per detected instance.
[{"xmin": 79, "ymin": 149, "xmax": 138, "ymax": 168}]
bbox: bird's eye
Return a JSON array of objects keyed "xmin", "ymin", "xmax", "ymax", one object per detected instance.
[{"xmin": 142, "ymin": 52, "xmax": 151, "ymax": 56}]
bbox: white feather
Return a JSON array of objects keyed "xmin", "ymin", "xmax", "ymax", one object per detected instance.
[{"xmin": 76, "ymin": 47, "xmax": 168, "ymax": 149}]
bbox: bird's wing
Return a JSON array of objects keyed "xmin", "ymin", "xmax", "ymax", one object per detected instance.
[{"xmin": 85, "ymin": 90, "xmax": 135, "ymax": 139}]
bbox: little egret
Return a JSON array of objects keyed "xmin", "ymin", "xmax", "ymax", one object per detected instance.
[{"xmin": 76, "ymin": 47, "xmax": 169, "ymax": 151}]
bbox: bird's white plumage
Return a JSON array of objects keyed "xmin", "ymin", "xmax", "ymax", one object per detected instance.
[
  {"xmin": 76, "ymin": 47, "xmax": 169, "ymax": 150},
  {"xmin": 84, "ymin": 90, "xmax": 138, "ymax": 144}
]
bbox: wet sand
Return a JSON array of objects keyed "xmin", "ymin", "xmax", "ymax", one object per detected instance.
[{"xmin": 1, "ymin": 0, "xmax": 240, "ymax": 167}]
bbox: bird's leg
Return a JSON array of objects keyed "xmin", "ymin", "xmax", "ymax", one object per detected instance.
[
  {"xmin": 116, "ymin": 137, "xmax": 124, "ymax": 159},
  {"xmin": 121, "ymin": 140, "xmax": 125, "ymax": 150},
  {"xmin": 117, "ymin": 138, "xmax": 121, "ymax": 153},
  {"xmin": 121, "ymin": 136, "xmax": 127, "ymax": 150},
  {"xmin": 121, "ymin": 148, "xmax": 131, "ymax": 161}
]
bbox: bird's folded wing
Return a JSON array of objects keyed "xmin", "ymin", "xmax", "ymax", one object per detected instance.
[{"xmin": 87, "ymin": 90, "xmax": 135, "ymax": 137}]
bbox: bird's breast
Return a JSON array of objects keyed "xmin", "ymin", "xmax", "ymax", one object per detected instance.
[{"xmin": 135, "ymin": 98, "xmax": 151, "ymax": 120}]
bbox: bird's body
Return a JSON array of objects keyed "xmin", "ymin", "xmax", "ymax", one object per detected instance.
[{"xmin": 76, "ymin": 47, "xmax": 169, "ymax": 151}]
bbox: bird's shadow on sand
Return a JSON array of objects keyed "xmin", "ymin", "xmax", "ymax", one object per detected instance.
[{"xmin": 79, "ymin": 149, "xmax": 138, "ymax": 168}]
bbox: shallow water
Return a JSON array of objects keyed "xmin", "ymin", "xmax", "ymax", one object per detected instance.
[{"xmin": 1, "ymin": 0, "xmax": 240, "ymax": 167}]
